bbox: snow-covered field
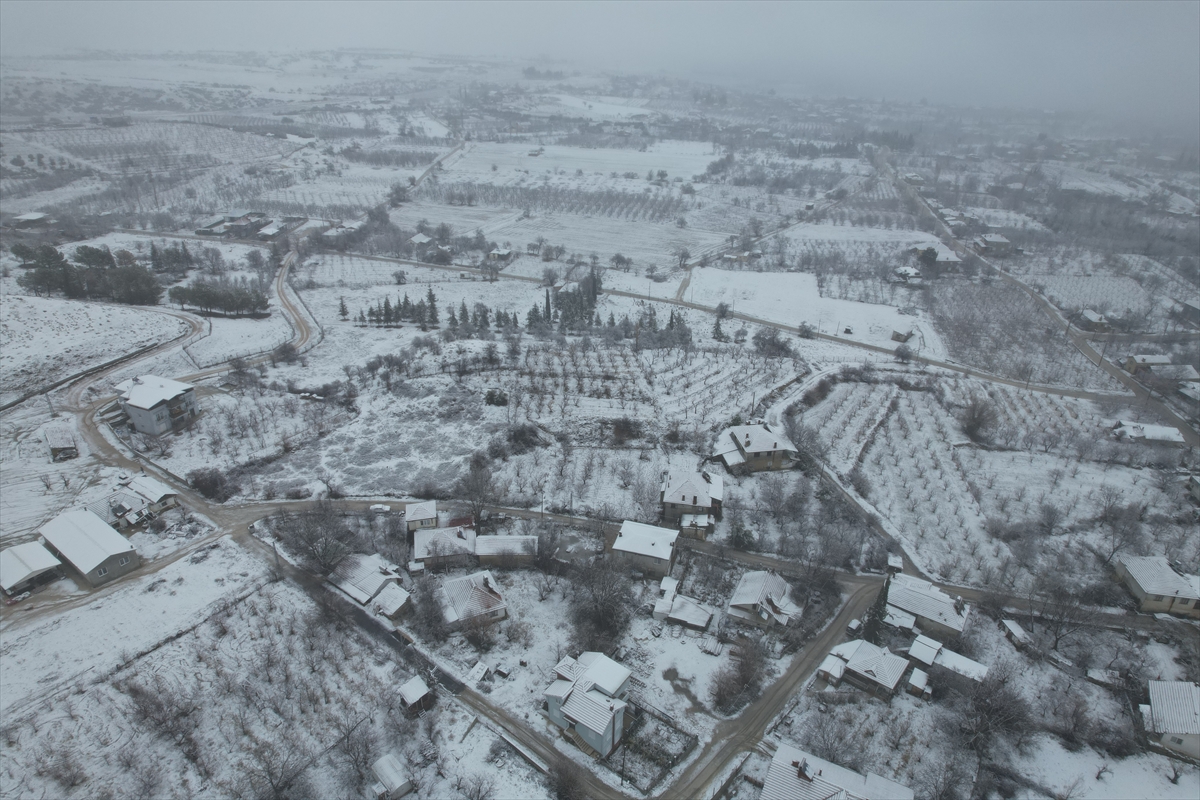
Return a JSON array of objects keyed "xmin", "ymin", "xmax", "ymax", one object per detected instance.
[{"xmin": 183, "ymin": 311, "xmax": 295, "ymax": 368}]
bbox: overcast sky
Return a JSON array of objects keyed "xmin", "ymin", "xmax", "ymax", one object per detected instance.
[{"xmin": 2, "ymin": 0, "xmax": 1197, "ymax": 134}]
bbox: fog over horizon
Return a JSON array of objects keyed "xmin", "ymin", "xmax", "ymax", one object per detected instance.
[{"xmin": 2, "ymin": 0, "xmax": 1198, "ymax": 137}]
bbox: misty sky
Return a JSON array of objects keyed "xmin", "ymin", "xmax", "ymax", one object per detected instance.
[{"xmin": 2, "ymin": 0, "xmax": 1197, "ymax": 133}]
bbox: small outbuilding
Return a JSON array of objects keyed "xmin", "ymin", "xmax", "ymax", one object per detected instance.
[
  {"xmin": 1142, "ymin": 680, "xmax": 1200, "ymax": 759},
  {"xmin": 45, "ymin": 426, "xmax": 78, "ymax": 461},
  {"xmin": 0, "ymin": 542, "xmax": 62, "ymax": 596},
  {"xmin": 398, "ymin": 675, "xmax": 434, "ymax": 714},
  {"xmin": 329, "ymin": 553, "xmax": 402, "ymax": 605},
  {"xmin": 370, "ymin": 753, "xmax": 414, "ymax": 799},
  {"xmin": 373, "ymin": 582, "xmax": 412, "ymax": 620}
]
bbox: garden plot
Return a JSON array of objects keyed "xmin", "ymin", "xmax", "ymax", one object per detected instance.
[
  {"xmin": 799, "ymin": 380, "xmax": 899, "ymax": 475},
  {"xmin": 388, "ymin": 202, "xmax": 522, "ymax": 238},
  {"xmin": 183, "ymin": 310, "xmax": 295, "ymax": 368},
  {"xmin": 255, "ymin": 163, "xmax": 415, "ymax": 219},
  {"xmin": 1027, "ymin": 274, "xmax": 1153, "ymax": 317},
  {"xmin": 0, "ymin": 289, "xmax": 189, "ymax": 406},
  {"xmin": 439, "ymin": 140, "xmax": 718, "ymax": 186},
  {"xmin": 685, "ymin": 267, "xmax": 946, "ymax": 356},
  {"xmin": 0, "ymin": 577, "xmax": 550, "ymax": 800},
  {"xmin": 781, "ymin": 221, "xmax": 941, "ymax": 252},
  {"xmin": 526, "ymin": 93, "xmax": 651, "ymax": 121}
]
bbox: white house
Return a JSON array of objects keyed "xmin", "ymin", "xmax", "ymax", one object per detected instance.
[
  {"xmin": 85, "ymin": 489, "xmax": 152, "ymax": 529},
  {"xmin": 761, "ymin": 743, "xmax": 914, "ymax": 800},
  {"xmin": 610, "ymin": 521, "xmax": 678, "ymax": 578},
  {"xmin": 0, "ymin": 542, "xmax": 61, "ymax": 596},
  {"xmin": 886, "ymin": 574, "xmax": 970, "ymax": 639},
  {"xmin": 544, "ymin": 652, "xmax": 631, "ymax": 757},
  {"xmin": 39, "ymin": 509, "xmax": 138, "ymax": 587},
  {"xmin": 819, "ymin": 640, "xmax": 910, "ymax": 699},
  {"xmin": 438, "ymin": 571, "xmax": 507, "ymax": 627},
  {"xmin": 115, "ymin": 376, "xmax": 200, "ymax": 436},
  {"xmin": 413, "ymin": 526, "xmax": 476, "ymax": 570},
  {"xmin": 405, "ymin": 500, "xmax": 438, "ymax": 532},
  {"xmin": 329, "ymin": 553, "xmax": 402, "ymax": 605},
  {"xmin": 1142, "ymin": 681, "xmax": 1199, "ymax": 759},
  {"xmin": 711, "ymin": 423, "xmax": 797, "ymax": 473},
  {"xmin": 1114, "ymin": 556, "xmax": 1200, "ymax": 618},
  {"xmin": 727, "ymin": 570, "xmax": 801, "ymax": 628},
  {"xmin": 126, "ymin": 475, "xmax": 179, "ymax": 513}
]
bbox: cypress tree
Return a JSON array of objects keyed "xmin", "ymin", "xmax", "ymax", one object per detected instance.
[
  {"xmin": 861, "ymin": 575, "xmax": 890, "ymax": 644},
  {"xmin": 425, "ymin": 286, "xmax": 438, "ymax": 324}
]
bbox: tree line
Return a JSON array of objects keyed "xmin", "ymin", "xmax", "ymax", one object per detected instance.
[{"xmin": 13, "ymin": 243, "xmax": 162, "ymax": 305}]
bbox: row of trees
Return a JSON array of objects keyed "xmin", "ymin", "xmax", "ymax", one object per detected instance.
[
  {"xmin": 14, "ymin": 243, "xmax": 162, "ymax": 304},
  {"xmin": 168, "ymin": 275, "xmax": 270, "ymax": 316}
]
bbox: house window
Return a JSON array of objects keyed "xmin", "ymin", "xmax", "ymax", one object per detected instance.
[
  {"xmin": 1170, "ymin": 736, "xmax": 1184, "ymax": 745},
  {"xmin": 96, "ymin": 566, "xmax": 108, "ymax": 577},
  {"xmin": 1152, "ymin": 595, "xmax": 1164, "ymax": 602},
  {"xmin": 119, "ymin": 556, "xmax": 129, "ymax": 566}
]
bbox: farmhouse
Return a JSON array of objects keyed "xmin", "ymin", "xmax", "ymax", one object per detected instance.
[
  {"xmin": 487, "ymin": 248, "xmax": 512, "ymax": 262},
  {"xmin": 474, "ymin": 534, "xmax": 537, "ymax": 567},
  {"xmin": 1124, "ymin": 354, "xmax": 1172, "ymax": 374},
  {"xmin": 413, "ymin": 526, "xmax": 476, "ymax": 570},
  {"xmin": 125, "ymin": 475, "xmax": 179, "ymax": 513},
  {"xmin": 712, "ymin": 423, "xmax": 797, "ymax": 473},
  {"xmin": 1141, "ymin": 681, "xmax": 1200, "ymax": 759},
  {"xmin": 819, "ymin": 640, "xmax": 910, "ymax": 698},
  {"xmin": 659, "ymin": 469, "xmax": 723, "ymax": 534},
  {"xmin": 115, "ymin": 375, "xmax": 200, "ymax": 436},
  {"xmin": 0, "ymin": 542, "xmax": 61, "ymax": 596},
  {"xmin": 761, "ymin": 743, "xmax": 914, "ymax": 800},
  {"xmin": 405, "ymin": 500, "xmax": 438, "ymax": 532},
  {"xmin": 727, "ymin": 570, "xmax": 801, "ymax": 628},
  {"xmin": 544, "ymin": 652, "xmax": 631, "ymax": 757},
  {"xmin": 886, "ymin": 574, "xmax": 970, "ymax": 638},
  {"xmin": 39, "ymin": 509, "xmax": 138, "ymax": 588},
  {"xmin": 437, "ymin": 570, "xmax": 507, "ymax": 627},
  {"xmin": 1114, "ymin": 555, "xmax": 1200, "ymax": 618},
  {"xmin": 330, "ymin": 553, "xmax": 402, "ymax": 605},
  {"xmin": 610, "ymin": 521, "xmax": 678, "ymax": 578},
  {"xmin": 45, "ymin": 426, "xmax": 78, "ymax": 461}
]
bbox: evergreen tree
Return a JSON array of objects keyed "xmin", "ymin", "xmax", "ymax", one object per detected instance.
[
  {"xmin": 382, "ymin": 296, "xmax": 393, "ymax": 325},
  {"xmin": 544, "ymin": 288, "xmax": 551, "ymax": 319},
  {"xmin": 713, "ymin": 316, "xmax": 727, "ymax": 342},
  {"xmin": 459, "ymin": 300, "xmax": 470, "ymax": 329},
  {"xmin": 400, "ymin": 293, "xmax": 413, "ymax": 321},
  {"xmin": 447, "ymin": 307, "xmax": 458, "ymax": 329},
  {"xmin": 861, "ymin": 575, "xmax": 890, "ymax": 645},
  {"xmin": 338, "ymin": 297, "xmax": 349, "ymax": 320},
  {"xmin": 149, "ymin": 243, "xmax": 161, "ymax": 272},
  {"xmin": 425, "ymin": 285, "xmax": 438, "ymax": 324},
  {"xmin": 526, "ymin": 304, "xmax": 543, "ymax": 329}
]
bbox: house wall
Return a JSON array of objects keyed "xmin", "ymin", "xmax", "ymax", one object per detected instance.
[
  {"xmin": 123, "ymin": 403, "xmax": 171, "ymax": 436},
  {"xmin": 661, "ymin": 501, "xmax": 708, "ymax": 522},
  {"xmin": 739, "ymin": 451, "xmax": 788, "ymax": 472},
  {"xmin": 842, "ymin": 670, "xmax": 895, "ymax": 698},
  {"xmin": 85, "ymin": 551, "xmax": 139, "ymax": 587},
  {"xmin": 1117, "ymin": 567, "xmax": 1200, "ymax": 619},
  {"xmin": 546, "ymin": 697, "xmax": 568, "ymax": 729},
  {"xmin": 573, "ymin": 711, "xmax": 621, "ymax": 757},
  {"xmin": 914, "ymin": 615, "xmax": 962, "ymax": 640},
  {"xmin": 407, "ymin": 518, "xmax": 436, "ymax": 532},
  {"xmin": 478, "ymin": 552, "xmax": 534, "ymax": 568},
  {"xmin": 612, "ymin": 549, "xmax": 673, "ymax": 578},
  {"xmin": 1155, "ymin": 731, "xmax": 1200, "ymax": 760}
]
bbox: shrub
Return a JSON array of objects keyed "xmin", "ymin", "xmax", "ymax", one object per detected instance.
[{"xmin": 187, "ymin": 468, "xmax": 240, "ymax": 502}]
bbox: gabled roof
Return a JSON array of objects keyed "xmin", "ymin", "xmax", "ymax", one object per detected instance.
[
  {"xmin": 40, "ymin": 509, "xmax": 135, "ymax": 574},
  {"xmin": 126, "ymin": 475, "xmax": 176, "ymax": 504},
  {"xmin": 729, "ymin": 570, "xmax": 800, "ymax": 625},
  {"xmin": 413, "ymin": 526, "xmax": 475, "ymax": 561},
  {"xmin": 474, "ymin": 535, "xmax": 537, "ymax": 557},
  {"xmin": 373, "ymin": 582, "xmax": 411, "ymax": 616},
  {"xmin": 330, "ymin": 553, "xmax": 400, "ymax": 604},
  {"xmin": 1130, "ymin": 354, "xmax": 1172, "ymax": 366},
  {"xmin": 1117, "ymin": 556, "xmax": 1198, "ymax": 600},
  {"xmin": 115, "ymin": 375, "xmax": 194, "ymax": 410},
  {"xmin": 399, "ymin": 675, "xmax": 431, "ymax": 706},
  {"xmin": 660, "ymin": 470, "xmax": 723, "ymax": 506},
  {"xmin": 666, "ymin": 595, "xmax": 714, "ymax": 629},
  {"xmin": 1112, "ymin": 421, "xmax": 1186, "ymax": 444},
  {"xmin": 908, "ymin": 634, "xmax": 942, "ymax": 666},
  {"xmin": 832, "ymin": 640, "xmax": 908, "ymax": 692},
  {"xmin": 407, "ymin": 500, "xmax": 437, "ymax": 523},
  {"xmin": 409, "ymin": 233, "xmax": 432, "ymax": 244},
  {"xmin": 574, "ymin": 652, "xmax": 631, "ymax": 697},
  {"xmin": 761, "ymin": 743, "xmax": 914, "ymax": 800},
  {"xmin": 613, "ymin": 521, "xmax": 678, "ymax": 559},
  {"xmin": 1148, "ymin": 681, "xmax": 1200, "ymax": 736},
  {"xmin": 371, "ymin": 753, "xmax": 410, "ymax": 794},
  {"xmin": 561, "ymin": 686, "xmax": 626, "ymax": 735},
  {"xmin": 85, "ymin": 490, "xmax": 150, "ymax": 528},
  {"xmin": 439, "ymin": 570, "xmax": 506, "ymax": 624},
  {"xmin": 726, "ymin": 423, "xmax": 795, "ymax": 455},
  {"xmin": 0, "ymin": 542, "xmax": 61, "ymax": 593},
  {"xmin": 887, "ymin": 574, "xmax": 969, "ymax": 633}
]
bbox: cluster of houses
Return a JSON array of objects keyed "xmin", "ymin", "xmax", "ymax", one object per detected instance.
[
  {"xmin": 1122, "ymin": 353, "xmax": 1200, "ymax": 407},
  {"xmin": 114, "ymin": 375, "xmax": 201, "ymax": 436},
  {"xmin": 195, "ymin": 210, "xmax": 304, "ymax": 241}
]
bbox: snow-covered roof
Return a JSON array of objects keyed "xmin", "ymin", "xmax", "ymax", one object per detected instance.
[
  {"xmin": 666, "ymin": 595, "xmax": 714, "ymax": 629},
  {"xmin": 561, "ymin": 687, "xmax": 627, "ymax": 735},
  {"xmin": 1001, "ymin": 619, "xmax": 1031, "ymax": 643},
  {"xmin": 1081, "ymin": 309, "xmax": 1107, "ymax": 324},
  {"xmin": 679, "ymin": 513, "xmax": 715, "ymax": 529},
  {"xmin": 439, "ymin": 571, "xmax": 506, "ymax": 624},
  {"xmin": 330, "ymin": 553, "xmax": 400, "ymax": 605},
  {"xmin": 409, "ymin": 233, "xmax": 432, "ymax": 244},
  {"xmin": 85, "ymin": 490, "xmax": 150, "ymax": 528},
  {"xmin": 126, "ymin": 475, "xmax": 176, "ymax": 504},
  {"xmin": 761, "ymin": 743, "xmax": 914, "ymax": 800},
  {"xmin": 660, "ymin": 470, "xmax": 723, "ymax": 507},
  {"xmin": 908, "ymin": 668, "xmax": 929, "ymax": 692},
  {"xmin": 613, "ymin": 521, "xmax": 678, "ymax": 559},
  {"xmin": 887, "ymin": 574, "xmax": 969, "ymax": 633},
  {"xmin": 1148, "ymin": 364, "xmax": 1200, "ymax": 382},
  {"xmin": 39, "ymin": 509, "xmax": 134, "ymax": 574},
  {"xmin": 413, "ymin": 526, "xmax": 475, "ymax": 561},
  {"xmin": 729, "ymin": 570, "xmax": 801, "ymax": 625},
  {"xmin": 371, "ymin": 753, "xmax": 410, "ymax": 794},
  {"xmin": 44, "ymin": 426, "xmax": 75, "ymax": 450},
  {"xmin": 724, "ymin": 423, "xmax": 795, "ymax": 456},
  {"xmin": 0, "ymin": 542, "xmax": 61, "ymax": 593},
  {"xmin": 934, "ymin": 647, "xmax": 988, "ymax": 682},
  {"xmin": 398, "ymin": 675, "xmax": 431, "ymax": 706},
  {"xmin": 831, "ymin": 639, "xmax": 909, "ymax": 692},
  {"xmin": 1112, "ymin": 420, "xmax": 1186, "ymax": 444},
  {"xmin": 884, "ymin": 605, "xmax": 916, "ymax": 630},
  {"xmin": 575, "ymin": 652, "xmax": 632, "ymax": 697},
  {"xmin": 1130, "ymin": 354, "xmax": 1172, "ymax": 366},
  {"xmin": 818, "ymin": 654, "xmax": 845, "ymax": 682},
  {"xmin": 406, "ymin": 500, "xmax": 437, "ymax": 523},
  {"xmin": 933, "ymin": 243, "xmax": 960, "ymax": 263},
  {"xmin": 115, "ymin": 375, "xmax": 194, "ymax": 410},
  {"xmin": 474, "ymin": 535, "xmax": 537, "ymax": 557},
  {"xmin": 908, "ymin": 634, "xmax": 942, "ymax": 666},
  {"xmin": 545, "ymin": 678, "xmax": 575, "ymax": 701},
  {"xmin": 980, "ymin": 233, "xmax": 1009, "ymax": 244},
  {"xmin": 1148, "ymin": 681, "xmax": 1200, "ymax": 736},
  {"xmin": 373, "ymin": 582, "xmax": 411, "ymax": 617},
  {"xmin": 1117, "ymin": 556, "xmax": 1199, "ymax": 600},
  {"xmin": 14, "ymin": 212, "xmax": 48, "ymax": 222}
]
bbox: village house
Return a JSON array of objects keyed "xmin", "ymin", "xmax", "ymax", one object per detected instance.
[
  {"xmin": 1124, "ymin": 354, "xmax": 1173, "ymax": 374},
  {"xmin": 369, "ymin": 752, "xmax": 414, "ymax": 799},
  {"xmin": 885, "ymin": 574, "xmax": 971, "ymax": 639},
  {"xmin": 711, "ymin": 423, "xmax": 797, "ymax": 474},
  {"xmin": 818, "ymin": 639, "xmax": 910, "ymax": 699},
  {"xmin": 125, "ymin": 475, "xmax": 179, "ymax": 513},
  {"xmin": 974, "ymin": 233, "xmax": 1012, "ymax": 256},
  {"xmin": 543, "ymin": 652, "xmax": 631, "ymax": 757},
  {"xmin": 329, "ymin": 553, "xmax": 402, "ymax": 605},
  {"xmin": 474, "ymin": 534, "xmax": 537, "ymax": 567},
  {"xmin": 727, "ymin": 570, "xmax": 802, "ymax": 628},
  {"xmin": 437, "ymin": 570, "xmax": 507, "ymax": 628},
  {"xmin": 1147, "ymin": 363, "xmax": 1200, "ymax": 383},
  {"xmin": 115, "ymin": 375, "xmax": 200, "ymax": 436},
  {"xmin": 653, "ymin": 576, "xmax": 714, "ymax": 631},
  {"xmin": 86, "ymin": 488, "xmax": 152, "ymax": 530},
  {"xmin": 1111, "ymin": 420, "xmax": 1186, "ymax": 445},
  {"xmin": 905, "ymin": 634, "xmax": 988, "ymax": 695},
  {"xmin": 659, "ymin": 469, "xmax": 723, "ymax": 537},
  {"xmin": 398, "ymin": 675, "xmax": 434, "ymax": 714},
  {"xmin": 1114, "ymin": 555, "xmax": 1200, "ymax": 618},
  {"xmin": 405, "ymin": 500, "xmax": 438, "ymax": 532},
  {"xmin": 1141, "ymin": 681, "xmax": 1200, "ymax": 759},
  {"xmin": 372, "ymin": 582, "xmax": 411, "ymax": 621},
  {"xmin": 39, "ymin": 509, "xmax": 139, "ymax": 588},
  {"xmin": 610, "ymin": 521, "xmax": 678, "ymax": 578},
  {"xmin": 487, "ymin": 247, "xmax": 512, "ymax": 262},
  {"xmin": 1078, "ymin": 309, "xmax": 1110, "ymax": 332},
  {"xmin": 413, "ymin": 526, "xmax": 477, "ymax": 571},
  {"xmin": 0, "ymin": 542, "xmax": 61, "ymax": 596},
  {"xmin": 761, "ymin": 743, "xmax": 914, "ymax": 800}
]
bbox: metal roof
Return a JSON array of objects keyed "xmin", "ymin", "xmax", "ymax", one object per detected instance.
[
  {"xmin": 761, "ymin": 744, "xmax": 913, "ymax": 800},
  {"xmin": 1118, "ymin": 556, "xmax": 1198, "ymax": 600},
  {"xmin": 115, "ymin": 375, "xmax": 194, "ymax": 410},
  {"xmin": 0, "ymin": 542, "xmax": 60, "ymax": 592},
  {"xmin": 413, "ymin": 526, "xmax": 475, "ymax": 561},
  {"xmin": 887, "ymin": 575, "xmax": 968, "ymax": 633},
  {"xmin": 1149, "ymin": 681, "xmax": 1200, "ymax": 736},
  {"xmin": 561, "ymin": 686, "xmax": 626, "ymax": 736},
  {"xmin": 330, "ymin": 553, "xmax": 400, "ymax": 605},
  {"xmin": 439, "ymin": 570, "xmax": 506, "ymax": 624},
  {"xmin": 613, "ymin": 521, "xmax": 678, "ymax": 559},
  {"xmin": 40, "ymin": 509, "xmax": 134, "ymax": 574}
]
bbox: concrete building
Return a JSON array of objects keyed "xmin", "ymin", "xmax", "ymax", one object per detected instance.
[
  {"xmin": 1114, "ymin": 556, "xmax": 1200, "ymax": 618},
  {"xmin": 1142, "ymin": 681, "xmax": 1199, "ymax": 759},
  {"xmin": 544, "ymin": 652, "xmax": 631, "ymax": 757},
  {"xmin": 610, "ymin": 521, "xmax": 678, "ymax": 578},
  {"xmin": 115, "ymin": 376, "xmax": 200, "ymax": 435},
  {"xmin": 761, "ymin": 743, "xmax": 913, "ymax": 800},
  {"xmin": 39, "ymin": 509, "xmax": 138, "ymax": 588},
  {"xmin": 659, "ymin": 470, "xmax": 722, "ymax": 536},
  {"xmin": 712, "ymin": 423, "xmax": 797, "ymax": 474}
]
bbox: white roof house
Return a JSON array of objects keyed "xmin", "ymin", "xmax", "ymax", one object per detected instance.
[
  {"xmin": 114, "ymin": 375, "xmax": 194, "ymax": 411},
  {"xmin": 413, "ymin": 526, "xmax": 476, "ymax": 562},
  {"xmin": 126, "ymin": 475, "xmax": 177, "ymax": 506},
  {"xmin": 887, "ymin": 574, "xmax": 970, "ymax": 636},
  {"xmin": 406, "ymin": 500, "xmax": 438, "ymax": 525},
  {"xmin": 330, "ymin": 553, "xmax": 401, "ymax": 605},
  {"xmin": 474, "ymin": 535, "xmax": 537, "ymax": 558},
  {"xmin": 373, "ymin": 582, "xmax": 411, "ymax": 618},
  {"xmin": 409, "ymin": 233, "xmax": 432, "ymax": 245},
  {"xmin": 39, "ymin": 509, "xmax": 135, "ymax": 576},
  {"xmin": 370, "ymin": 752, "xmax": 414, "ymax": 799},
  {"xmin": 1111, "ymin": 420, "xmax": 1186, "ymax": 445},
  {"xmin": 1116, "ymin": 556, "xmax": 1198, "ymax": 600},
  {"xmin": 399, "ymin": 676, "xmax": 432, "ymax": 708},
  {"xmin": 933, "ymin": 243, "xmax": 961, "ymax": 263},
  {"xmin": 660, "ymin": 470, "xmax": 724, "ymax": 508},
  {"xmin": 651, "ymin": 578, "xmax": 713, "ymax": 629},
  {"xmin": 438, "ymin": 571, "xmax": 507, "ymax": 626},
  {"xmin": 906, "ymin": 634, "xmax": 988, "ymax": 682},
  {"xmin": 828, "ymin": 639, "xmax": 910, "ymax": 696},
  {"xmin": 712, "ymin": 423, "xmax": 797, "ymax": 471},
  {"xmin": 727, "ymin": 570, "xmax": 801, "ymax": 627},
  {"xmin": 0, "ymin": 542, "xmax": 61, "ymax": 594},
  {"xmin": 1145, "ymin": 681, "xmax": 1200, "ymax": 758},
  {"xmin": 612, "ymin": 521, "xmax": 678, "ymax": 560},
  {"xmin": 761, "ymin": 743, "xmax": 914, "ymax": 800},
  {"xmin": 545, "ymin": 652, "xmax": 632, "ymax": 757}
]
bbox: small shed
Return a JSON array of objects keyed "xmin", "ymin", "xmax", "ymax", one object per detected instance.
[
  {"xmin": 0, "ymin": 542, "xmax": 61, "ymax": 595},
  {"xmin": 907, "ymin": 668, "xmax": 930, "ymax": 699},
  {"xmin": 45, "ymin": 426, "xmax": 78, "ymax": 461},
  {"xmin": 399, "ymin": 675, "xmax": 434, "ymax": 714},
  {"xmin": 373, "ymin": 583, "xmax": 411, "ymax": 620},
  {"xmin": 370, "ymin": 753, "xmax": 414, "ymax": 799},
  {"xmin": 1000, "ymin": 619, "xmax": 1031, "ymax": 650}
]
